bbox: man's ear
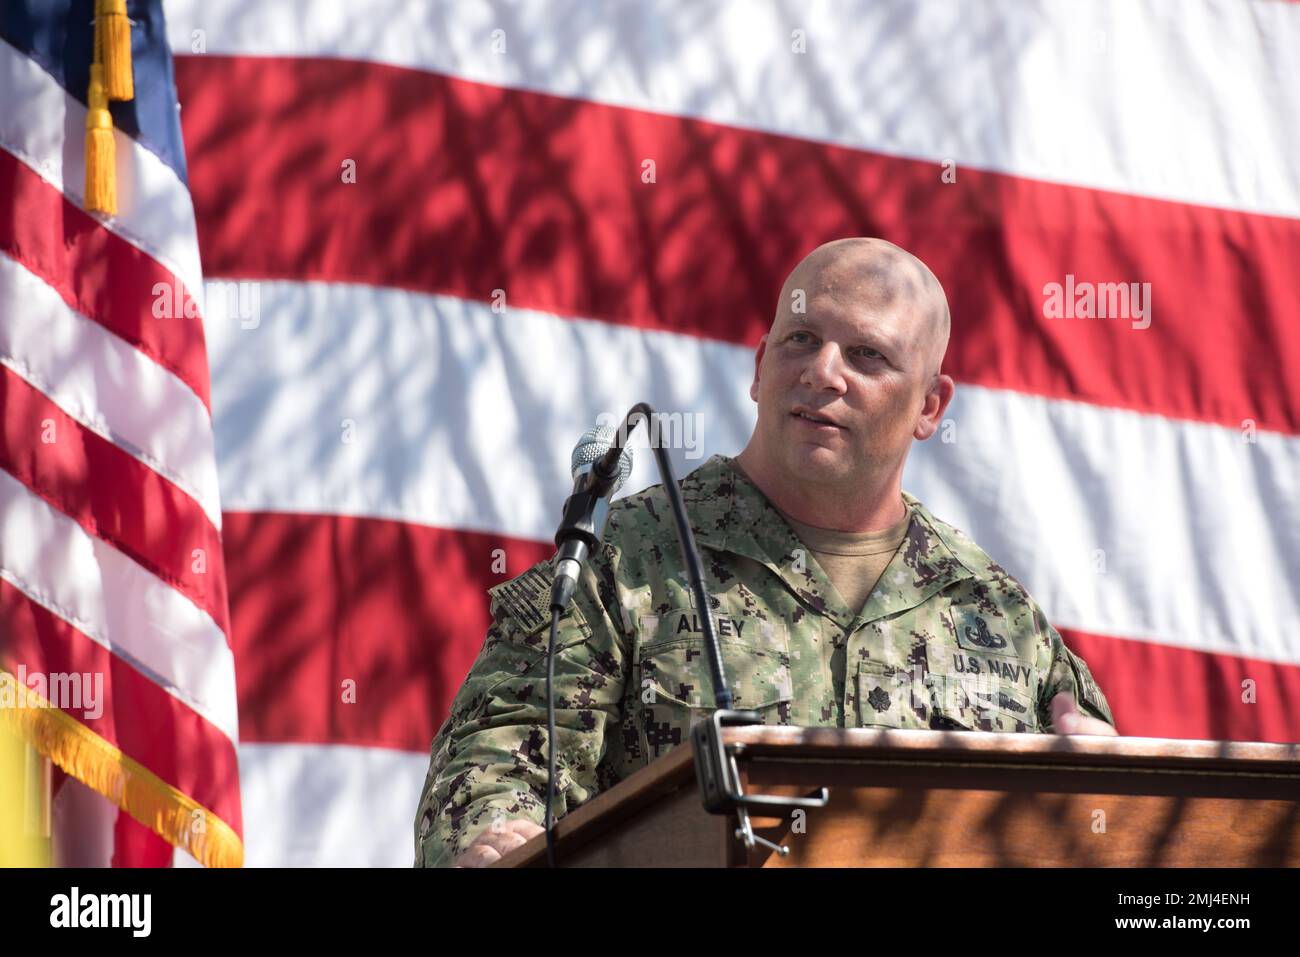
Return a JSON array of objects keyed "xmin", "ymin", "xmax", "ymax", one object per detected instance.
[
  {"xmin": 914, "ymin": 373, "xmax": 955, "ymax": 440},
  {"xmin": 748, "ymin": 335, "xmax": 768, "ymax": 403}
]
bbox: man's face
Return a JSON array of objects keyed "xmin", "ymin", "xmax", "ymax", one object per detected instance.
[{"xmin": 747, "ymin": 272, "xmax": 946, "ymax": 488}]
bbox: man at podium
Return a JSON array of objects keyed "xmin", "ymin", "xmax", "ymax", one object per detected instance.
[{"xmin": 415, "ymin": 238, "xmax": 1116, "ymax": 868}]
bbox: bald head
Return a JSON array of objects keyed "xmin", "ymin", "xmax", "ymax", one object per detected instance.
[
  {"xmin": 738, "ymin": 237, "xmax": 959, "ymax": 521},
  {"xmin": 776, "ymin": 238, "xmax": 950, "ymax": 378}
]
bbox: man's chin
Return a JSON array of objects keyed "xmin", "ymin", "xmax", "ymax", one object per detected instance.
[{"xmin": 785, "ymin": 444, "xmax": 855, "ymax": 481}]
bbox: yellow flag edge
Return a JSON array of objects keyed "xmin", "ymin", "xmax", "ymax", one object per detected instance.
[{"xmin": 0, "ymin": 668, "xmax": 243, "ymax": 868}]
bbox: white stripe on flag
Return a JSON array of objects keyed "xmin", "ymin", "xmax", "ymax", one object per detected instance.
[
  {"xmin": 0, "ymin": 254, "xmax": 223, "ymax": 527},
  {"xmin": 203, "ymin": 279, "xmax": 1300, "ymax": 667},
  {"xmin": 233, "ymin": 742, "xmax": 429, "ymax": 867},
  {"xmin": 0, "ymin": 469, "xmax": 239, "ymax": 743},
  {"xmin": 163, "ymin": 0, "xmax": 1300, "ymax": 218}
]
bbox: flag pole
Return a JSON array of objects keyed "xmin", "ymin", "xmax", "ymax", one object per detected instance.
[{"xmin": 23, "ymin": 742, "xmax": 52, "ymax": 866}]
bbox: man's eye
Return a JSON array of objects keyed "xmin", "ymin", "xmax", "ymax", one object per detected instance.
[
  {"xmin": 788, "ymin": 332, "xmax": 813, "ymax": 344},
  {"xmin": 856, "ymin": 348, "xmax": 884, "ymax": 360}
]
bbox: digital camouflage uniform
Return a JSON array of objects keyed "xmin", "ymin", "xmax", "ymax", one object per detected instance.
[{"xmin": 414, "ymin": 454, "xmax": 1114, "ymax": 866}]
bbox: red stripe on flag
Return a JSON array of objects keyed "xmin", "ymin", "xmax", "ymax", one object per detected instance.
[
  {"xmin": 0, "ymin": 151, "xmax": 213, "ymax": 413},
  {"xmin": 112, "ymin": 812, "xmax": 177, "ymax": 867},
  {"xmin": 174, "ymin": 55, "xmax": 1300, "ymax": 435},
  {"xmin": 223, "ymin": 510, "xmax": 1300, "ymax": 749},
  {"xmin": 0, "ymin": 365, "xmax": 230, "ymax": 640},
  {"xmin": 1060, "ymin": 628, "xmax": 1299, "ymax": 744},
  {"xmin": 0, "ymin": 578, "xmax": 243, "ymax": 832},
  {"xmin": 222, "ymin": 509, "xmax": 551, "ymax": 750}
]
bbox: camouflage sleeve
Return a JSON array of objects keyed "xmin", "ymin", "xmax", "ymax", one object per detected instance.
[
  {"xmin": 413, "ymin": 547, "xmax": 629, "ymax": 867},
  {"xmin": 1033, "ymin": 604, "xmax": 1116, "ymax": 730}
]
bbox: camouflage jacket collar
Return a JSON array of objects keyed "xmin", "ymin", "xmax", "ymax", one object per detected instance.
[{"xmin": 683, "ymin": 454, "xmax": 977, "ymax": 631}]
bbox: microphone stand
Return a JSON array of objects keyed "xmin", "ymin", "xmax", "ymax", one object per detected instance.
[{"xmin": 545, "ymin": 403, "xmax": 826, "ymax": 867}]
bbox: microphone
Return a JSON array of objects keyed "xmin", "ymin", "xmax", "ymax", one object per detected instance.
[
  {"xmin": 549, "ymin": 426, "xmax": 634, "ymax": 611},
  {"xmin": 542, "ymin": 424, "xmax": 632, "ymax": 868}
]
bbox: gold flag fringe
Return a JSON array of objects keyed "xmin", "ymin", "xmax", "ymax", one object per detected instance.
[{"xmin": 0, "ymin": 669, "xmax": 243, "ymax": 867}]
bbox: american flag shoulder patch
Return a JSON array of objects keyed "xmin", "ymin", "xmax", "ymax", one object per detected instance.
[{"xmin": 488, "ymin": 561, "xmax": 557, "ymax": 635}]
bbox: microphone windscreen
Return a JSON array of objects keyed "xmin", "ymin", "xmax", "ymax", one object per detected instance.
[{"xmin": 570, "ymin": 425, "xmax": 634, "ymax": 493}]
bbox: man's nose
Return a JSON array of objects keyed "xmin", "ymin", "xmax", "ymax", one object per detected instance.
[{"xmin": 800, "ymin": 342, "xmax": 848, "ymax": 393}]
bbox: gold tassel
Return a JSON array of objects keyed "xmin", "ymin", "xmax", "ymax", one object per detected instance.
[
  {"xmin": 98, "ymin": 0, "xmax": 134, "ymax": 101},
  {"xmin": 85, "ymin": 63, "xmax": 116, "ymax": 216}
]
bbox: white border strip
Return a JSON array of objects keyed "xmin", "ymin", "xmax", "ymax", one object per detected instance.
[
  {"xmin": 0, "ymin": 254, "xmax": 222, "ymax": 528},
  {"xmin": 0, "ymin": 470, "xmax": 238, "ymax": 743},
  {"xmin": 164, "ymin": 0, "xmax": 1300, "ymax": 218}
]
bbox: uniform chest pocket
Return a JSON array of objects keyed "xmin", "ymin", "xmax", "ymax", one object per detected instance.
[
  {"xmin": 636, "ymin": 614, "xmax": 793, "ymax": 760},
  {"xmin": 927, "ymin": 671, "xmax": 1040, "ymax": 733},
  {"xmin": 856, "ymin": 659, "xmax": 929, "ymax": 730},
  {"xmin": 935, "ymin": 607, "xmax": 1042, "ymax": 733}
]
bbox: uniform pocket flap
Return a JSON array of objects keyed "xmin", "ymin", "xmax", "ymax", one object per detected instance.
[
  {"xmin": 928, "ymin": 672, "xmax": 1039, "ymax": 732},
  {"xmin": 855, "ymin": 660, "xmax": 927, "ymax": 729},
  {"xmin": 640, "ymin": 637, "xmax": 792, "ymax": 711}
]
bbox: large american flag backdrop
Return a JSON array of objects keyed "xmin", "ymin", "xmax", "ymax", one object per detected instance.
[{"xmin": 8, "ymin": 0, "xmax": 1300, "ymax": 866}]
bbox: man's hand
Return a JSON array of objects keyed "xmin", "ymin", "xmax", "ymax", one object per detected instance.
[
  {"xmin": 452, "ymin": 819, "xmax": 545, "ymax": 867},
  {"xmin": 1049, "ymin": 693, "xmax": 1118, "ymax": 736}
]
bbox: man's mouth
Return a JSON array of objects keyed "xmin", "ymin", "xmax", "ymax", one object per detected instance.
[{"xmin": 791, "ymin": 407, "xmax": 845, "ymax": 430}]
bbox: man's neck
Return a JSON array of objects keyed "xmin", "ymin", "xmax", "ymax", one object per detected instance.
[{"xmin": 732, "ymin": 449, "xmax": 908, "ymax": 533}]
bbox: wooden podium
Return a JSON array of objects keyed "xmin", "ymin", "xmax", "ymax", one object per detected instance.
[{"xmin": 495, "ymin": 727, "xmax": 1300, "ymax": 867}]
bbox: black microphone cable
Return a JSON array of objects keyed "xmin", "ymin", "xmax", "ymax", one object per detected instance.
[{"xmin": 546, "ymin": 605, "xmax": 561, "ymax": 869}]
